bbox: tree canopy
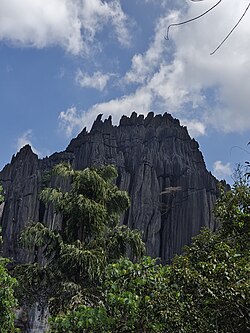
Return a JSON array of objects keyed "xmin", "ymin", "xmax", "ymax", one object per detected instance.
[
  {"xmin": 0, "ymin": 257, "xmax": 19, "ymax": 333},
  {"xmin": 0, "ymin": 184, "xmax": 4, "ymax": 204},
  {"xmin": 49, "ymin": 177, "xmax": 250, "ymax": 333},
  {"xmin": 0, "ymin": 185, "xmax": 19, "ymax": 333},
  {"xmin": 16, "ymin": 164, "xmax": 145, "ymax": 315}
]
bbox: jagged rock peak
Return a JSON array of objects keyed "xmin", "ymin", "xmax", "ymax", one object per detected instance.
[
  {"xmin": 11, "ymin": 144, "xmax": 37, "ymax": 160},
  {"xmin": 82, "ymin": 111, "xmax": 185, "ymax": 133},
  {"xmin": 67, "ymin": 112, "xmax": 187, "ymax": 152},
  {"xmin": 118, "ymin": 111, "xmax": 181, "ymax": 128},
  {"xmin": 0, "ymin": 111, "xmax": 221, "ymax": 332},
  {"xmin": 90, "ymin": 114, "xmax": 113, "ymax": 131},
  {"xmin": 8, "ymin": 145, "xmax": 38, "ymax": 169},
  {"xmin": 1, "ymin": 111, "xmax": 219, "ymax": 265}
]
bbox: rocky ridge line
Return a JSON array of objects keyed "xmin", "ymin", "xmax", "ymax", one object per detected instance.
[{"xmin": 0, "ymin": 112, "xmax": 219, "ymax": 264}]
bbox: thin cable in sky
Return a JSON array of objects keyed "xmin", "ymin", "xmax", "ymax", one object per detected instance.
[
  {"xmin": 166, "ymin": 0, "xmax": 223, "ymax": 40},
  {"xmin": 210, "ymin": 2, "xmax": 250, "ymax": 55}
]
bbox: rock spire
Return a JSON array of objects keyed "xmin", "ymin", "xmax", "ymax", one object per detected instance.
[{"xmin": 0, "ymin": 112, "xmax": 219, "ymax": 263}]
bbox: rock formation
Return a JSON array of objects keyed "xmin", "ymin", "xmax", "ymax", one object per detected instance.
[{"xmin": 0, "ymin": 112, "xmax": 219, "ymax": 264}]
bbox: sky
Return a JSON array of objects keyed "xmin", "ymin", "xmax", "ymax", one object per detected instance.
[{"xmin": 0, "ymin": 0, "xmax": 250, "ymax": 184}]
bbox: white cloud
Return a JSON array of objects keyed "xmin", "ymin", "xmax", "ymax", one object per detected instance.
[
  {"xmin": 123, "ymin": 0, "xmax": 250, "ymax": 133},
  {"xmin": 180, "ymin": 119, "xmax": 206, "ymax": 138},
  {"xmin": 59, "ymin": 88, "xmax": 153, "ymax": 135},
  {"xmin": 141, "ymin": 0, "xmax": 183, "ymax": 7},
  {"xmin": 59, "ymin": 107, "xmax": 84, "ymax": 138},
  {"xmin": 59, "ymin": 0, "xmax": 250, "ymax": 138},
  {"xmin": 16, "ymin": 130, "xmax": 40, "ymax": 156},
  {"xmin": 76, "ymin": 70, "xmax": 112, "ymax": 91},
  {"xmin": 123, "ymin": 13, "xmax": 174, "ymax": 85},
  {"xmin": 161, "ymin": 0, "xmax": 250, "ymax": 132},
  {"xmin": 213, "ymin": 160, "xmax": 232, "ymax": 180},
  {"xmin": 0, "ymin": 0, "xmax": 131, "ymax": 55}
]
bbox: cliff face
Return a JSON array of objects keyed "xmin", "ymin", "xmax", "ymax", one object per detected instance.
[{"xmin": 0, "ymin": 112, "xmax": 219, "ymax": 263}]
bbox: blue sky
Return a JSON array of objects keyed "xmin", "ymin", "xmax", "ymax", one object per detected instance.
[{"xmin": 0, "ymin": 0, "xmax": 250, "ymax": 183}]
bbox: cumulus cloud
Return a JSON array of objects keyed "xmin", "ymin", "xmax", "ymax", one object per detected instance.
[
  {"xmin": 59, "ymin": 87, "xmax": 153, "ymax": 135},
  {"xmin": 124, "ymin": 0, "xmax": 250, "ymax": 133},
  {"xmin": 123, "ymin": 13, "xmax": 174, "ymax": 85},
  {"xmin": 213, "ymin": 160, "xmax": 232, "ymax": 180},
  {"xmin": 180, "ymin": 119, "xmax": 206, "ymax": 138},
  {"xmin": 59, "ymin": 0, "xmax": 250, "ymax": 138},
  {"xmin": 76, "ymin": 70, "xmax": 113, "ymax": 91},
  {"xmin": 142, "ymin": 0, "xmax": 182, "ymax": 7},
  {"xmin": 161, "ymin": 0, "xmax": 250, "ymax": 132},
  {"xmin": 16, "ymin": 130, "xmax": 40, "ymax": 156},
  {"xmin": 0, "ymin": 0, "xmax": 131, "ymax": 55},
  {"xmin": 59, "ymin": 107, "xmax": 84, "ymax": 137}
]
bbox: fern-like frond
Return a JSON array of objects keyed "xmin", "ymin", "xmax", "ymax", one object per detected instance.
[
  {"xmin": 60, "ymin": 242, "xmax": 107, "ymax": 281},
  {"xmin": 72, "ymin": 168, "xmax": 106, "ymax": 201},
  {"xmin": 105, "ymin": 225, "xmax": 145, "ymax": 261},
  {"xmin": 96, "ymin": 165, "xmax": 118, "ymax": 182},
  {"xmin": 39, "ymin": 188, "xmax": 64, "ymax": 209},
  {"xmin": 20, "ymin": 222, "xmax": 62, "ymax": 259},
  {"xmin": 106, "ymin": 190, "xmax": 130, "ymax": 215},
  {"xmin": 53, "ymin": 163, "xmax": 74, "ymax": 177}
]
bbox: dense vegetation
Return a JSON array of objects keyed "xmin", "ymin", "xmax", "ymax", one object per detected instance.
[
  {"xmin": 49, "ymin": 171, "xmax": 250, "ymax": 333},
  {"xmin": 15, "ymin": 164, "xmax": 145, "ymax": 315},
  {"xmin": 0, "ymin": 185, "xmax": 19, "ymax": 332},
  {"xmin": 1, "ymin": 163, "xmax": 249, "ymax": 332}
]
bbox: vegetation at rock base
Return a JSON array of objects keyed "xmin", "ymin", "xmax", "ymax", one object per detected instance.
[
  {"xmin": 9, "ymin": 163, "xmax": 250, "ymax": 332},
  {"xmin": 0, "ymin": 186, "xmax": 19, "ymax": 333},
  {"xmin": 49, "ymin": 173, "xmax": 250, "ymax": 333},
  {"xmin": 0, "ymin": 184, "xmax": 4, "ymax": 204},
  {"xmin": 15, "ymin": 164, "xmax": 145, "ymax": 315},
  {"xmin": 0, "ymin": 257, "xmax": 19, "ymax": 332}
]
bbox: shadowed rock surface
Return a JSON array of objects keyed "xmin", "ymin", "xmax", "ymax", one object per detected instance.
[{"xmin": 0, "ymin": 112, "xmax": 219, "ymax": 264}]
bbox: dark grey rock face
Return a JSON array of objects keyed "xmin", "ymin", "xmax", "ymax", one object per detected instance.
[{"xmin": 0, "ymin": 112, "xmax": 219, "ymax": 263}]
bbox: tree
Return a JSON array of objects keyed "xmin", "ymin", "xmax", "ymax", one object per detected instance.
[
  {"xmin": 49, "ymin": 178, "xmax": 250, "ymax": 333},
  {"xmin": 162, "ymin": 180, "xmax": 249, "ymax": 332},
  {"xmin": 0, "ymin": 184, "xmax": 4, "ymax": 204},
  {"xmin": 162, "ymin": 180, "xmax": 250, "ymax": 332},
  {"xmin": 0, "ymin": 258, "xmax": 19, "ymax": 332},
  {"xmin": 49, "ymin": 257, "xmax": 169, "ymax": 333},
  {"xmin": 0, "ymin": 184, "xmax": 4, "ymax": 246},
  {"xmin": 167, "ymin": 228, "xmax": 249, "ymax": 332},
  {"xmin": 15, "ymin": 164, "xmax": 145, "ymax": 315},
  {"xmin": 0, "ymin": 185, "xmax": 19, "ymax": 333}
]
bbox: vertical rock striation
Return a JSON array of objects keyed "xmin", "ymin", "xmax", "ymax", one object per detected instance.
[{"xmin": 0, "ymin": 112, "xmax": 219, "ymax": 263}]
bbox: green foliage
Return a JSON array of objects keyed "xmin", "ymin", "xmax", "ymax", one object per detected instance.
[
  {"xmin": 0, "ymin": 184, "xmax": 4, "ymax": 204},
  {"xmin": 215, "ymin": 182, "xmax": 250, "ymax": 251},
  {"xmin": 0, "ymin": 258, "xmax": 18, "ymax": 332},
  {"xmin": 49, "ymin": 180, "xmax": 250, "ymax": 333},
  {"xmin": 0, "ymin": 187, "xmax": 19, "ymax": 331},
  {"xmin": 0, "ymin": 185, "xmax": 4, "ymax": 245},
  {"xmin": 16, "ymin": 164, "xmax": 145, "ymax": 314},
  {"xmin": 102, "ymin": 257, "xmax": 168, "ymax": 332},
  {"xmin": 167, "ymin": 229, "xmax": 250, "ymax": 332},
  {"xmin": 50, "ymin": 305, "xmax": 111, "ymax": 333},
  {"xmin": 49, "ymin": 257, "xmax": 169, "ymax": 333}
]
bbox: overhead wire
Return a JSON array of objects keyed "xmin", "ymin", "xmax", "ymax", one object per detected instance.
[
  {"xmin": 166, "ymin": 0, "xmax": 223, "ymax": 41},
  {"xmin": 210, "ymin": 2, "xmax": 250, "ymax": 55},
  {"xmin": 166, "ymin": 0, "xmax": 250, "ymax": 55}
]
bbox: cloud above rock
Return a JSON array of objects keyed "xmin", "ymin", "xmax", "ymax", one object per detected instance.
[
  {"xmin": 16, "ymin": 130, "xmax": 41, "ymax": 156},
  {"xmin": 60, "ymin": 0, "xmax": 250, "ymax": 138}
]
